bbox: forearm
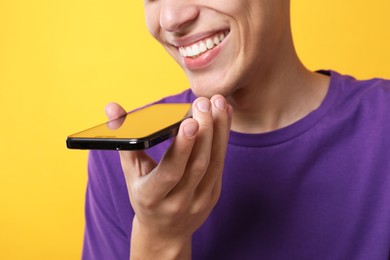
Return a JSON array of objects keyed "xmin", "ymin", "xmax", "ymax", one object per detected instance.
[{"xmin": 130, "ymin": 219, "xmax": 192, "ymax": 260}]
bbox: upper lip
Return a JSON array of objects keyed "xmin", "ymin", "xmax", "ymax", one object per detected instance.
[{"xmin": 169, "ymin": 29, "xmax": 229, "ymax": 48}]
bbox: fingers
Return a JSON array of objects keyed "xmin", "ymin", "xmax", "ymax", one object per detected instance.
[
  {"xmin": 168, "ymin": 98, "xmax": 215, "ymax": 198},
  {"xmin": 107, "ymin": 96, "xmax": 231, "ymax": 210},
  {"xmin": 166, "ymin": 96, "xmax": 232, "ymax": 208},
  {"xmin": 144, "ymin": 118, "xmax": 199, "ymax": 200},
  {"xmin": 196, "ymin": 95, "xmax": 232, "ymax": 199}
]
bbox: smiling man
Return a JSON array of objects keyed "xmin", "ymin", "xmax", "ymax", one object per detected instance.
[{"xmin": 83, "ymin": 0, "xmax": 390, "ymax": 259}]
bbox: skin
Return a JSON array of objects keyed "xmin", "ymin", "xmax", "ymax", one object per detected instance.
[{"xmin": 105, "ymin": 0, "xmax": 331, "ymax": 258}]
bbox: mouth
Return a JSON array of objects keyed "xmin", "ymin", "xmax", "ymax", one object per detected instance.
[{"xmin": 177, "ymin": 30, "xmax": 230, "ymax": 59}]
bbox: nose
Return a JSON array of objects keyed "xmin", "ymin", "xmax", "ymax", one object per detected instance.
[{"xmin": 159, "ymin": 0, "xmax": 199, "ymax": 32}]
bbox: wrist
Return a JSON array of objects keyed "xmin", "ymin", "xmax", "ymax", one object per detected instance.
[{"xmin": 130, "ymin": 218, "xmax": 192, "ymax": 260}]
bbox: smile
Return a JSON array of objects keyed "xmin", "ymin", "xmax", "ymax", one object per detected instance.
[{"xmin": 178, "ymin": 31, "xmax": 229, "ymax": 58}]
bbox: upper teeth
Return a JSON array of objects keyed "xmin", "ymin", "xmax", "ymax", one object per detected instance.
[{"xmin": 178, "ymin": 32, "xmax": 228, "ymax": 58}]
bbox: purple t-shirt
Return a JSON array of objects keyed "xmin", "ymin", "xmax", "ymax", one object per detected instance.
[{"xmin": 83, "ymin": 71, "xmax": 390, "ymax": 259}]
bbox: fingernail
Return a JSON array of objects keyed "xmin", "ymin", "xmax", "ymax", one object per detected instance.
[
  {"xmin": 196, "ymin": 99, "xmax": 210, "ymax": 112},
  {"xmin": 183, "ymin": 122, "xmax": 198, "ymax": 137},
  {"xmin": 214, "ymin": 97, "xmax": 226, "ymax": 110}
]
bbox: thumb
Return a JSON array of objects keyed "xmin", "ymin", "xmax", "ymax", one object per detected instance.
[
  {"xmin": 105, "ymin": 102, "xmax": 127, "ymax": 130},
  {"xmin": 105, "ymin": 102, "xmax": 127, "ymax": 120}
]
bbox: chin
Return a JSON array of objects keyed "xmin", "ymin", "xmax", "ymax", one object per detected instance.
[
  {"xmin": 188, "ymin": 74, "xmax": 240, "ymax": 99},
  {"xmin": 189, "ymin": 83, "xmax": 232, "ymax": 99}
]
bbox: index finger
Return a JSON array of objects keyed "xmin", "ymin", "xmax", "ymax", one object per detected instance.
[
  {"xmin": 197, "ymin": 95, "xmax": 232, "ymax": 195},
  {"xmin": 141, "ymin": 118, "xmax": 199, "ymax": 200}
]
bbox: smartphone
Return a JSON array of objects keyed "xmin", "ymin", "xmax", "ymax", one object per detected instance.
[{"xmin": 66, "ymin": 103, "xmax": 192, "ymax": 150}]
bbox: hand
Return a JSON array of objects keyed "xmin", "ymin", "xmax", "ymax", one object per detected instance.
[{"xmin": 105, "ymin": 96, "xmax": 233, "ymax": 259}]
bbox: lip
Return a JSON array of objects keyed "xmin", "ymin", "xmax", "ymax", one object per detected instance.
[{"xmin": 173, "ymin": 30, "xmax": 230, "ymax": 71}]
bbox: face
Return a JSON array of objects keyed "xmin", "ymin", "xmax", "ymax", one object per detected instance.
[{"xmin": 144, "ymin": 0, "xmax": 290, "ymax": 98}]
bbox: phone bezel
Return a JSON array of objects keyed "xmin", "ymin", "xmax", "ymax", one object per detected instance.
[
  {"xmin": 66, "ymin": 120, "xmax": 183, "ymax": 150},
  {"xmin": 66, "ymin": 103, "xmax": 191, "ymax": 150}
]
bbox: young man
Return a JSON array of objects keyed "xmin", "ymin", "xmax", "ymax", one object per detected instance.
[{"xmin": 83, "ymin": 0, "xmax": 390, "ymax": 259}]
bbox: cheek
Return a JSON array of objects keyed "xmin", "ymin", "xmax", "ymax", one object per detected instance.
[
  {"xmin": 208, "ymin": 0, "xmax": 241, "ymax": 14},
  {"xmin": 144, "ymin": 5, "xmax": 161, "ymax": 39}
]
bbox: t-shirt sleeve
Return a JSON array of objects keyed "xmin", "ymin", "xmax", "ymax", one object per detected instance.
[{"xmin": 82, "ymin": 150, "xmax": 132, "ymax": 260}]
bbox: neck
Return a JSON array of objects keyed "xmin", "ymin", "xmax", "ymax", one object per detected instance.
[{"xmin": 227, "ymin": 37, "xmax": 330, "ymax": 134}]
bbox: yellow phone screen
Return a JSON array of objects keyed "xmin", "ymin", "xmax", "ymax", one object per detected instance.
[{"xmin": 69, "ymin": 103, "xmax": 192, "ymax": 139}]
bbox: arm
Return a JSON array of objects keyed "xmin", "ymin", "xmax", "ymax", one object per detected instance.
[{"xmin": 105, "ymin": 95, "xmax": 232, "ymax": 260}]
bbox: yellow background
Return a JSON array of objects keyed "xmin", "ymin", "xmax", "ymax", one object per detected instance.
[{"xmin": 0, "ymin": 0, "xmax": 389, "ymax": 259}]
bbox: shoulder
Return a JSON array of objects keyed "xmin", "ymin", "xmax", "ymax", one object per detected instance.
[
  {"xmin": 329, "ymin": 71, "xmax": 390, "ymax": 113},
  {"xmin": 331, "ymin": 71, "xmax": 390, "ymax": 101},
  {"xmin": 323, "ymin": 71, "xmax": 390, "ymax": 139}
]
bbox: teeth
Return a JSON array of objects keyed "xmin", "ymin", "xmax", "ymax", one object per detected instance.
[
  {"xmin": 178, "ymin": 31, "xmax": 228, "ymax": 58},
  {"xmin": 213, "ymin": 36, "xmax": 220, "ymax": 45},
  {"xmin": 185, "ymin": 46, "xmax": 193, "ymax": 57},
  {"xmin": 199, "ymin": 41, "xmax": 207, "ymax": 52},
  {"xmin": 206, "ymin": 39, "xmax": 214, "ymax": 50},
  {"xmin": 192, "ymin": 44, "xmax": 200, "ymax": 56},
  {"xmin": 179, "ymin": 48, "xmax": 186, "ymax": 57}
]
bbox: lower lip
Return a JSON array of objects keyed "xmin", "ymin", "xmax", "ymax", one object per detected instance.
[{"xmin": 181, "ymin": 37, "xmax": 227, "ymax": 71}]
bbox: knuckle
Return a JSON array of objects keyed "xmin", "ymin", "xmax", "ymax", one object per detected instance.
[
  {"xmin": 191, "ymin": 200, "xmax": 209, "ymax": 215},
  {"xmin": 191, "ymin": 193, "xmax": 220, "ymax": 216},
  {"xmin": 132, "ymin": 184, "xmax": 157, "ymax": 209},
  {"xmin": 166, "ymin": 201, "xmax": 186, "ymax": 216},
  {"xmin": 190, "ymin": 158, "xmax": 210, "ymax": 174},
  {"xmin": 198, "ymin": 117, "xmax": 214, "ymax": 129},
  {"xmin": 175, "ymin": 141, "xmax": 193, "ymax": 156},
  {"xmin": 138, "ymin": 196, "xmax": 157, "ymax": 210}
]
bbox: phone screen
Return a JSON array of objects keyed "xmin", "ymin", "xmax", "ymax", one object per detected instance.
[{"xmin": 66, "ymin": 103, "xmax": 192, "ymax": 150}]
